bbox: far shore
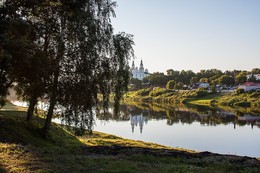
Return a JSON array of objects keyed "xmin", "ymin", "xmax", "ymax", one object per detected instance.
[{"xmin": 123, "ymin": 88, "xmax": 260, "ymax": 114}]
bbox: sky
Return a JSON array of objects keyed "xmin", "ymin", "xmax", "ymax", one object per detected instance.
[{"xmin": 111, "ymin": 0, "xmax": 260, "ymax": 73}]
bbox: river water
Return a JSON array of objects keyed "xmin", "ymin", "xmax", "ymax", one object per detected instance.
[{"xmin": 93, "ymin": 103, "xmax": 260, "ymax": 157}]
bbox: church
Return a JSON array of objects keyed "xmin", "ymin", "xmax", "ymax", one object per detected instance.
[{"xmin": 130, "ymin": 60, "xmax": 150, "ymax": 80}]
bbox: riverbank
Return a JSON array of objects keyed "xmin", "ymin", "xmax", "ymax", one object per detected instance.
[
  {"xmin": 124, "ymin": 88, "xmax": 260, "ymax": 113},
  {"xmin": 0, "ymin": 102, "xmax": 260, "ymax": 172}
]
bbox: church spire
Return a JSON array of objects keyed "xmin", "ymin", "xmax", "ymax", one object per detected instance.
[
  {"xmin": 131, "ymin": 61, "xmax": 135, "ymax": 69},
  {"xmin": 139, "ymin": 60, "xmax": 144, "ymax": 71}
]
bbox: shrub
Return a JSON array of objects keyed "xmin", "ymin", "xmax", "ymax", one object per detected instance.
[
  {"xmin": 174, "ymin": 82, "xmax": 184, "ymax": 90},
  {"xmin": 166, "ymin": 80, "xmax": 176, "ymax": 90},
  {"xmin": 234, "ymin": 101, "xmax": 251, "ymax": 107},
  {"xmin": 211, "ymin": 85, "xmax": 217, "ymax": 93},
  {"xmin": 195, "ymin": 89, "xmax": 208, "ymax": 98},
  {"xmin": 228, "ymin": 98, "xmax": 240, "ymax": 106},
  {"xmin": 236, "ymin": 88, "xmax": 245, "ymax": 94},
  {"xmin": 149, "ymin": 87, "xmax": 167, "ymax": 97},
  {"xmin": 249, "ymin": 92, "xmax": 260, "ymax": 98},
  {"xmin": 140, "ymin": 96, "xmax": 152, "ymax": 102},
  {"xmin": 135, "ymin": 88, "xmax": 151, "ymax": 96},
  {"xmin": 164, "ymin": 92, "xmax": 176, "ymax": 97},
  {"xmin": 181, "ymin": 98, "xmax": 189, "ymax": 104},
  {"xmin": 210, "ymin": 99, "xmax": 217, "ymax": 106}
]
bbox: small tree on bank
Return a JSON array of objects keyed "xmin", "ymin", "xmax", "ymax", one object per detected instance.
[
  {"xmin": 174, "ymin": 82, "xmax": 184, "ymax": 90},
  {"xmin": 166, "ymin": 80, "xmax": 176, "ymax": 90}
]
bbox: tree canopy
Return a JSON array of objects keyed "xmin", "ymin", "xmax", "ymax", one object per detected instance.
[
  {"xmin": 140, "ymin": 68, "xmax": 258, "ymax": 90},
  {"xmin": 0, "ymin": 0, "xmax": 134, "ymax": 135}
]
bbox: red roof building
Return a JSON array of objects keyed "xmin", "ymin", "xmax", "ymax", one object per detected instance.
[{"xmin": 238, "ymin": 82, "xmax": 260, "ymax": 92}]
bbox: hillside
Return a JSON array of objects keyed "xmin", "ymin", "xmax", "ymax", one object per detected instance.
[{"xmin": 124, "ymin": 88, "xmax": 260, "ymax": 112}]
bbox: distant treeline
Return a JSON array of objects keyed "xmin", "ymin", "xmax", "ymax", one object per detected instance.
[{"xmin": 130, "ymin": 68, "xmax": 260, "ymax": 89}]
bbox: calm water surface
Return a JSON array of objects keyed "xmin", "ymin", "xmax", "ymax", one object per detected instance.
[{"xmin": 93, "ymin": 104, "xmax": 260, "ymax": 157}]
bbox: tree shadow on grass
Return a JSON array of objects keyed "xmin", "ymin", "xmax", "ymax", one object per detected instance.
[
  {"xmin": 0, "ymin": 165, "xmax": 7, "ymax": 173},
  {"xmin": 0, "ymin": 110, "xmax": 27, "ymax": 119},
  {"xmin": 0, "ymin": 114, "xmax": 83, "ymax": 172}
]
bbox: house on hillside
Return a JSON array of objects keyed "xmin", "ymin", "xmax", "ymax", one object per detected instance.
[
  {"xmin": 238, "ymin": 82, "xmax": 260, "ymax": 92},
  {"xmin": 191, "ymin": 82, "xmax": 210, "ymax": 89},
  {"xmin": 199, "ymin": 82, "xmax": 210, "ymax": 89}
]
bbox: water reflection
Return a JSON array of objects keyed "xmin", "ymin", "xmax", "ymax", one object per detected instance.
[
  {"xmin": 95, "ymin": 103, "xmax": 260, "ymax": 134},
  {"xmin": 92, "ymin": 103, "xmax": 260, "ymax": 157},
  {"xmin": 130, "ymin": 114, "xmax": 148, "ymax": 133}
]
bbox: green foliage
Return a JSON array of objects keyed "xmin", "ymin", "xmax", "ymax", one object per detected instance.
[
  {"xmin": 190, "ymin": 77, "xmax": 198, "ymax": 85},
  {"xmin": 248, "ymin": 75, "xmax": 257, "ymax": 82},
  {"xmin": 129, "ymin": 78, "xmax": 142, "ymax": 90},
  {"xmin": 234, "ymin": 101, "xmax": 251, "ymax": 107},
  {"xmin": 181, "ymin": 98, "xmax": 189, "ymax": 104},
  {"xmin": 146, "ymin": 72, "xmax": 168, "ymax": 86},
  {"xmin": 211, "ymin": 85, "xmax": 217, "ymax": 93},
  {"xmin": 219, "ymin": 75, "xmax": 235, "ymax": 86},
  {"xmin": 1, "ymin": 0, "xmax": 135, "ymax": 133},
  {"xmin": 235, "ymin": 71, "xmax": 247, "ymax": 84},
  {"xmin": 195, "ymin": 89, "xmax": 208, "ymax": 98},
  {"xmin": 236, "ymin": 88, "xmax": 245, "ymax": 94},
  {"xmin": 209, "ymin": 99, "xmax": 217, "ymax": 105},
  {"xmin": 139, "ymin": 96, "xmax": 153, "ymax": 102},
  {"xmin": 199, "ymin": 78, "xmax": 209, "ymax": 83},
  {"xmin": 197, "ymin": 69, "xmax": 223, "ymax": 80},
  {"xmin": 178, "ymin": 70, "xmax": 195, "ymax": 84},
  {"xmin": 174, "ymin": 82, "xmax": 184, "ymax": 90},
  {"xmin": 249, "ymin": 91, "xmax": 260, "ymax": 98},
  {"xmin": 125, "ymin": 87, "xmax": 260, "ymax": 111},
  {"xmin": 135, "ymin": 88, "xmax": 151, "ymax": 97},
  {"xmin": 166, "ymin": 80, "xmax": 175, "ymax": 90},
  {"xmin": 149, "ymin": 87, "xmax": 166, "ymax": 97},
  {"xmin": 251, "ymin": 68, "xmax": 260, "ymax": 74}
]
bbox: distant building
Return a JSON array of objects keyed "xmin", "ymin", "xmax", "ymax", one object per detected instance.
[
  {"xmin": 130, "ymin": 60, "xmax": 149, "ymax": 80},
  {"xmin": 246, "ymin": 74, "xmax": 260, "ymax": 81},
  {"xmin": 191, "ymin": 82, "xmax": 210, "ymax": 89},
  {"xmin": 238, "ymin": 82, "xmax": 260, "ymax": 92},
  {"xmin": 198, "ymin": 82, "xmax": 210, "ymax": 89}
]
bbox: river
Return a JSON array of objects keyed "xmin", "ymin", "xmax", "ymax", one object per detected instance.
[{"xmin": 92, "ymin": 103, "xmax": 260, "ymax": 157}]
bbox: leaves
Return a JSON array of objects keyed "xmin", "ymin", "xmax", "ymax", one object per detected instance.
[{"xmin": 1, "ymin": 0, "xmax": 135, "ymax": 133}]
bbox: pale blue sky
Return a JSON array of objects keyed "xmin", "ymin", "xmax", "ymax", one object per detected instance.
[{"xmin": 112, "ymin": 0, "xmax": 260, "ymax": 73}]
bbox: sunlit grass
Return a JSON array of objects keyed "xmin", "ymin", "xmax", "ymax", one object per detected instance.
[{"xmin": 1, "ymin": 101, "xmax": 27, "ymax": 112}]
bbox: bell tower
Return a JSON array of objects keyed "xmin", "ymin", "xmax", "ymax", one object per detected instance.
[{"xmin": 139, "ymin": 60, "xmax": 144, "ymax": 72}]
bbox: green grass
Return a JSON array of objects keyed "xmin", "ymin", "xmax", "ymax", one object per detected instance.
[
  {"xmin": 188, "ymin": 93, "xmax": 223, "ymax": 106},
  {"xmin": 124, "ymin": 88, "xmax": 260, "ymax": 114},
  {"xmin": 0, "ymin": 102, "xmax": 260, "ymax": 173}
]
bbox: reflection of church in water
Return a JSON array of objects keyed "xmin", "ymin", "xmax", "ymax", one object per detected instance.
[{"xmin": 130, "ymin": 114, "xmax": 148, "ymax": 133}]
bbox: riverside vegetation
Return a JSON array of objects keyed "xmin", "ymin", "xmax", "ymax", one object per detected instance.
[
  {"xmin": 123, "ymin": 87, "xmax": 260, "ymax": 114},
  {"xmin": 1, "ymin": 102, "xmax": 260, "ymax": 173}
]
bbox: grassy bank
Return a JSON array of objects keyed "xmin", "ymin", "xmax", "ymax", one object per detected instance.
[
  {"xmin": 0, "ymin": 102, "xmax": 260, "ymax": 173},
  {"xmin": 124, "ymin": 88, "xmax": 260, "ymax": 112}
]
